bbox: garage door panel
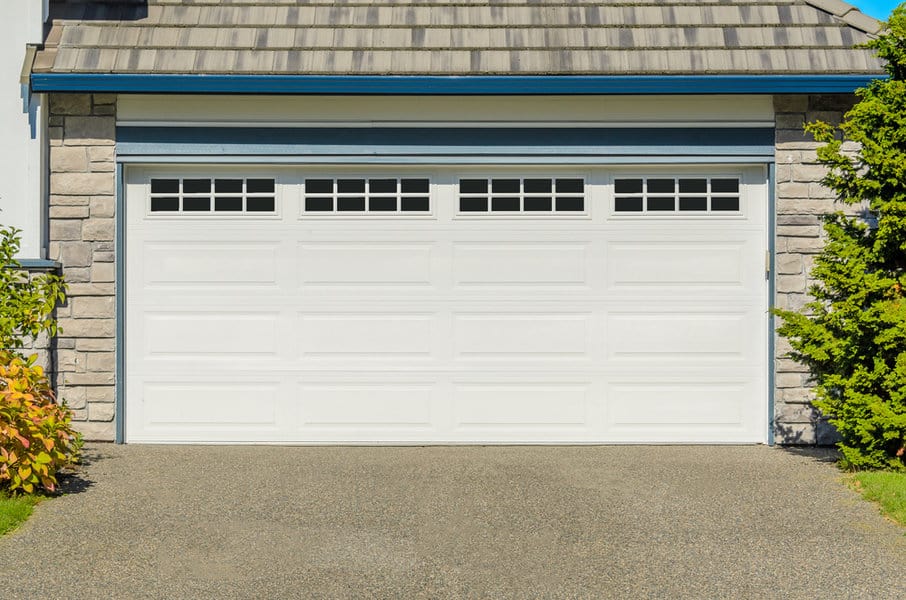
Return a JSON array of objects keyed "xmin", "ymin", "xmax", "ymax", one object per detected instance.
[
  {"xmin": 606, "ymin": 310, "xmax": 757, "ymax": 362},
  {"xmin": 453, "ymin": 313, "xmax": 591, "ymax": 358},
  {"xmin": 452, "ymin": 383, "xmax": 591, "ymax": 429},
  {"xmin": 453, "ymin": 242, "xmax": 589, "ymax": 288},
  {"xmin": 298, "ymin": 242, "xmax": 436, "ymax": 289},
  {"xmin": 606, "ymin": 238, "xmax": 760, "ymax": 294},
  {"xmin": 143, "ymin": 312, "xmax": 280, "ymax": 358},
  {"xmin": 143, "ymin": 242, "xmax": 280, "ymax": 288},
  {"xmin": 298, "ymin": 313, "xmax": 437, "ymax": 358},
  {"xmin": 298, "ymin": 382, "xmax": 436, "ymax": 429},
  {"xmin": 605, "ymin": 378, "xmax": 760, "ymax": 441},
  {"xmin": 143, "ymin": 382, "xmax": 281, "ymax": 428}
]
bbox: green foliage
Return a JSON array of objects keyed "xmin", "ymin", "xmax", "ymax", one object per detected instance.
[
  {"xmin": 849, "ymin": 470, "xmax": 906, "ymax": 526},
  {"xmin": 0, "ymin": 351, "xmax": 82, "ymax": 495},
  {"xmin": 774, "ymin": 6, "xmax": 906, "ymax": 471},
  {"xmin": 0, "ymin": 225, "xmax": 67, "ymax": 354},
  {"xmin": 0, "ymin": 492, "xmax": 39, "ymax": 537}
]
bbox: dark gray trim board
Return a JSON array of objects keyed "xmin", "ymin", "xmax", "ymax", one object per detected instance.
[{"xmin": 116, "ymin": 127, "xmax": 776, "ymax": 159}]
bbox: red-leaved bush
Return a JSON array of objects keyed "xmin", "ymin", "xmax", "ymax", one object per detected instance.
[{"xmin": 0, "ymin": 352, "xmax": 82, "ymax": 494}]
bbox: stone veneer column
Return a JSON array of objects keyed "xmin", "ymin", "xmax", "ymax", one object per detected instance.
[
  {"xmin": 773, "ymin": 93, "xmax": 859, "ymax": 445},
  {"xmin": 47, "ymin": 93, "xmax": 116, "ymax": 441}
]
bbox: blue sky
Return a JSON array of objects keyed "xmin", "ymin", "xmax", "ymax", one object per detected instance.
[{"xmin": 850, "ymin": 0, "xmax": 901, "ymax": 19}]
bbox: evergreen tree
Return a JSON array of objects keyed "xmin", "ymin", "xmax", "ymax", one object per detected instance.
[{"xmin": 775, "ymin": 5, "xmax": 906, "ymax": 470}]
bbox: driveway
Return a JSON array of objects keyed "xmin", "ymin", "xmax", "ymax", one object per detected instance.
[{"xmin": 2, "ymin": 445, "xmax": 904, "ymax": 599}]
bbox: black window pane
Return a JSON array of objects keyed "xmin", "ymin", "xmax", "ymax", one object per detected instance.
[
  {"xmin": 369, "ymin": 197, "xmax": 397, "ymax": 211},
  {"xmin": 679, "ymin": 179, "xmax": 707, "ymax": 194},
  {"xmin": 215, "ymin": 197, "xmax": 243, "ymax": 212},
  {"xmin": 647, "ymin": 197, "xmax": 675, "ymax": 211},
  {"xmin": 337, "ymin": 179, "xmax": 365, "ymax": 193},
  {"xmin": 460, "ymin": 197, "xmax": 488, "ymax": 212},
  {"xmin": 615, "ymin": 197, "xmax": 643, "ymax": 212},
  {"xmin": 401, "ymin": 179, "xmax": 429, "ymax": 194},
  {"xmin": 369, "ymin": 179, "xmax": 397, "ymax": 194},
  {"xmin": 556, "ymin": 197, "xmax": 584, "ymax": 212},
  {"xmin": 711, "ymin": 179, "xmax": 739, "ymax": 193},
  {"xmin": 151, "ymin": 179, "xmax": 179, "ymax": 194},
  {"xmin": 305, "ymin": 197, "xmax": 333, "ymax": 212},
  {"xmin": 150, "ymin": 196, "xmax": 179, "ymax": 212},
  {"xmin": 647, "ymin": 179, "xmax": 675, "ymax": 194},
  {"xmin": 711, "ymin": 197, "xmax": 740, "ymax": 211},
  {"xmin": 460, "ymin": 179, "xmax": 488, "ymax": 194},
  {"xmin": 523, "ymin": 196, "xmax": 553, "ymax": 211},
  {"xmin": 492, "ymin": 179, "xmax": 520, "ymax": 194},
  {"xmin": 215, "ymin": 179, "xmax": 243, "ymax": 193},
  {"xmin": 337, "ymin": 197, "xmax": 366, "ymax": 211},
  {"xmin": 555, "ymin": 179, "xmax": 583, "ymax": 194},
  {"xmin": 183, "ymin": 179, "xmax": 211, "ymax": 194},
  {"xmin": 247, "ymin": 197, "xmax": 275, "ymax": 212},
  {"xmin": 492, "ymin": 197, "xmax": 520, "ymax": 212},
  {"xmin": 524, "ymin": 179, "xmax": 552, "ymax": 193},
  {"xmin": 679, "ymin": 197, "xmax": 708, "ymax": 211},
  {"xmin": 306, "ymin": 179, "xmax": 333, "ymax": 194},
  {"xmin": 183, "ymin": 197, "xmax": 211, "ymax": 211},
  {"xmin": 247, "ymin": 179, "xmax": 275, "ymax": 193},
  {"xmin": 614, "ymin": 179, "xmax": 643, "ymax": 194},
  {"xmin": 401, "ymin": 197, "xmax": 430, "ymax": 212}
]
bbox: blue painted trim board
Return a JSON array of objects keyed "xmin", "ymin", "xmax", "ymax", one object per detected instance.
[
  {"xmin": 16, "ymin": 258, "xmax": 61, "ymax": 270},
  {"xmin": 116, "ymin": 126, "xmax": 775, "ymax": 158},
  {"xmin": 31, "ymin": 74, "xmax": 882, "ymax": 95},
  {"xmin": 116, "ymin": 155, "xmax": 773, "ymax": 165},
  {"xmin": 767, "ymin": 162, "xmax": 777, "ymax": 446},
  {"xmin": 114, "ymin": 163, "xmax": 125, "ymax": 444}
]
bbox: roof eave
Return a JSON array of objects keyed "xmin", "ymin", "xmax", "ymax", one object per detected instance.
[{"xmin": 29, "ymin": 74, "xmax": 885, "ymax": 95}]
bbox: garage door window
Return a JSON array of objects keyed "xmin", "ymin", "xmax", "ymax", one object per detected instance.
[
  {"xmin": 613, "ymin": 177, "xmax": 740, "ymax": 213},
  {"xmin": 303, "ymin": 178, "xmax": 431, "ymax": 214},
  {"xmin": 458, "ymin": 178, "xmax": 585, "ymax": 214},
  {"xmin": 149, "ymin": 178, "xmax": 276, "ymax": 214}
]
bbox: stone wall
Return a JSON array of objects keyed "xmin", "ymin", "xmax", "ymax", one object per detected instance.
[
  {"xmin": 47, "ymin": 93, "xmax": 116, "ymax": 442},
  {"xmin": 40, "ymin": 91, "xmax": 856, "ymax": 444},
  {"xmin": 773, "ymin": 93, "xmax": 858, "ymax": 445}
]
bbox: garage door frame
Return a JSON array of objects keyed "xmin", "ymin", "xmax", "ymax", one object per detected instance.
[{"xmin": 114, "ymin": 125, "xmax": 777, "ymax": 444}]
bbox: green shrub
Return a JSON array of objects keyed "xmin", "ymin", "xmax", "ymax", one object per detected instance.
[
  {"xmin": 774, "ymin": 7, "xmax": 906, "ymax": 470},
  {"xmin": 0, "ymin": 225, "xmax": 78, "ymax": 493},
  {"xmin": 0, "ymin": 352, "xmax": 82, "ymax": 494},
  {"xmin": 0, "ymin": 225, "xmax": 66, "ymax": 353}
]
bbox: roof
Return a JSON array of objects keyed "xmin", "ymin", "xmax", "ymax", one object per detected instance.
[{"xmin": 32, "ymin": 0, "xmax": 885, "ymax": 77}]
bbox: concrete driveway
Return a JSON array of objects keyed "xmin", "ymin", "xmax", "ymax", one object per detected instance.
[{"xmin": 2, "ymin": 445, "xmax": 904, "ymax": 599}]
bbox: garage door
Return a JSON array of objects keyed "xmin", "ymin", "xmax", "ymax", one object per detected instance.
[{"xmin": 125, "ymin": 166, "xmax": 768, "ymax": 443}]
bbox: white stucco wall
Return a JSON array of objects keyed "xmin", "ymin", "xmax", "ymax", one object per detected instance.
[{"xmin": 0, "ymin": 0, "xmax": 48, "ymax": 258}]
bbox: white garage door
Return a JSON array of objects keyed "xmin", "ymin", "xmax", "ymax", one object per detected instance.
[{"xmin": 125, "ymin": 166, "xmax": 768, "ymax": 444}]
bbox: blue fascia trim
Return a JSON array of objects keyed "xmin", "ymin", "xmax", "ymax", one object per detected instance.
[
  {"xmin": 31, "ymin": 74, "xmax": 883, "ymax": 95},
  {"xmin": 116, "ymin": 126, "xmax": 775, "ymax": 158}
]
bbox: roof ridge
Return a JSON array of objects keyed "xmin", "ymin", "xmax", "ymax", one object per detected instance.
[{"xmin": 802, "ymin": 0, "xmax": 884, "ymax": 35}]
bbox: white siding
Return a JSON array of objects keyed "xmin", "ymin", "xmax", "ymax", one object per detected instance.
[{"xmin": 0, "ymin": 0, "xmax": 47, "ymax": 258}]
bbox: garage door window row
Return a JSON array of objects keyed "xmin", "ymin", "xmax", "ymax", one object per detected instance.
[
  {"xmin": 459, "ymin": 178, "xmax": 585, "ymax": 214},
  {"xmin": 149, "ymin": 178, "xmax": 276, "ymax": 213},
  {"xmin": 148, "ymin": 176, "xmax": 742, "ymax": 216},
  {"xmin": 613, "ymin": 177, "xmax": 740, "ymax": 213},
  {"xmin": 304, "ymin": 178, "xmax": 431, "ymax": 213}
]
